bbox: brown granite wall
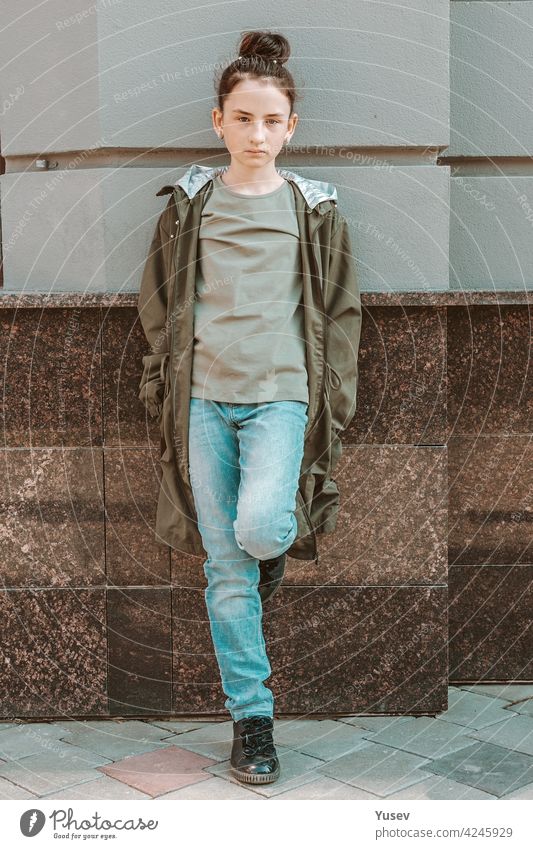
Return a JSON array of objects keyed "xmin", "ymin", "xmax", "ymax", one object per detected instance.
[
  {"xmin": 447, "ymin": 305, "xmax": 533, "ymax": 682},
  {"xmin": 0, "ymin": 294, "xmax": 530, "ymax": 719}
]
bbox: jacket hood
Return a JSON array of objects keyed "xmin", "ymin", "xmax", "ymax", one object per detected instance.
[{"xmin": 169, "ymin": 163, "xmax": 337, "ymax": 211}]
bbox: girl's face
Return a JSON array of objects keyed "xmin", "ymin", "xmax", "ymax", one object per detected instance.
[{"xmin": 213, "ymin": 78, "xmax": 298, "ymax": 168}]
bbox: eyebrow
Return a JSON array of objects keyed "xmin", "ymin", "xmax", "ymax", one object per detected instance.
[{"xmin": 231, "ymin": 109, "xmax": 285, "ymax": 117}]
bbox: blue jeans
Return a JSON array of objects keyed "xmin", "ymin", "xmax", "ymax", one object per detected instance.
[{"xmin": 187, "ymin": 397, "xmax": 309, "ymax": 721}]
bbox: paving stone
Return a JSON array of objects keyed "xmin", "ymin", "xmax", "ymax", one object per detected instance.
[
  {"xmin": 165, "ymin": 720, "xmax": 234, "ymax": 742},
  {"xmin": 8, "ymin": 722, "xmax": 66, "ymax": 736},
  {"xmin": 438, "ymin": 689, "xmax": 517, "ymax": 729},
  {"xmin": 56, "ymin": 719, "xmax": 171, "ymax": 741},
  {"xmin": 58, "ymin": 725, "xmax": 171, "ymax": 759},
  {"xmin": 275, "ymin": 719, "xmax": 369, "ymax": 760},
  {"xmin": 206, "ymin": 745, "xmax": 323, "ymax": 798},
  {"xmin": 505, "ymin": 699, "xmax": 533, "ymax": 717},
  {"xmin": 144, "ymin": 720, "xmax": 206, "ymax": 735},
  {"xmin": 0, "ymin": 746, "xmax": 111, "ymax": 795},
  {"xmin": 99, "ymin": 745, "xmax": 216, "ymax": 797},
  {"xmin": 362, "ymin": 717, "xmax": 475, "ymax": 759},
  {"xmin": 500, "ymin": 781, "xmax": 533, "ymax": 800},
  {"xmin": 0, "ymin": 726, "xmax": 77, "ymax": 760},
  {"xmin": 459, "ymin": 685, "xmax": 533, "ymax": 703},
  {"xmin": 318, "ymin": 741, "xmax": 434, "ymax": 797},
  {"xmin": 0, "ymin": 775, "xmax": 38, "ymax": 799},
  {"xmin": 164, "ymin": 720, "xmax": 235, "ymax": 760},
  {"xmin": 467, "ymin": 714, "xmax": 533, "ymax": 756},
  {"xmin": 53, "ymin": 719, "xmax": 158, "ymax": 735},
  {"xmin": 53, "ymin": 720, "xmax": 115, "ymax": 733},
  {"xmin": 168, "ymin": 738, "xmax": 229, "ymax": 762},
  {"xmin": 425, "ymin": 741, "xmax": 533, "ymax": 797},
  {"xmin": 274, "ymin": 776, "xmax": 380, "ymax": 800},
  {"xmin": 336, "ymin": 716, "xmax": 414, "ymax": 732},
  {"xmin": 43, "ymin": 775, "xmax": 152, "ymax": 799},
  {"xmin": 157, "ymin": 776, "xmax": 264, "ymax": 800},
  {"xmin": 386, "ymin": 774, "xmax": 497, "ymax": 800}
]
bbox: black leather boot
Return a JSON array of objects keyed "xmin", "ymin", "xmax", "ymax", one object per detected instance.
[
  {"xmin": 258, "ymin": 553, "xmax": 286, "ymax": 604},
  {"xmin": 230, "ymin": 715, "xmax": 280, "ymax": 784}
]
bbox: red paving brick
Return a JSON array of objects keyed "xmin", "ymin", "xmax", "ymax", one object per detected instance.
[{"xmin": 98, "ymin": 745, "xmax": 217, "ymax": 797}]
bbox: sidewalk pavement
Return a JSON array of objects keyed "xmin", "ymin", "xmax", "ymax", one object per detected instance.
[{"xmin": 0, "ymin": 685, "xmax": 532, "ymax": 800}]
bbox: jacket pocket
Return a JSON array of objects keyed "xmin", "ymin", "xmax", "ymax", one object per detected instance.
[{"xmin": 324, "ymin": 361, "xmax": 342, "ymax": 400}]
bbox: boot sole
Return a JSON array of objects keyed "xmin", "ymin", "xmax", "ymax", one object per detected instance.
[{"xmin": 230, "ymin": 763, "xmax": 281, "ymax": 784}]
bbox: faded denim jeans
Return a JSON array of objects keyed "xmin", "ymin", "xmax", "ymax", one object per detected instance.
[{"xmin": 188, "ymin": 397, "xmax": 308, "ymax": 721}]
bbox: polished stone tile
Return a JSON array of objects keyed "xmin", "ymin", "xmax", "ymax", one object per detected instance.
[
  {"xmin": 0, "ymin": 589, "xmax": 107, "ymax": 718},
  {"xmin": 448, "ymin": 436, "xmax": 533, "ymax": 565},
  {"xmin": 104, "ymin": 449, "xmax": 170, "ymax": 585},
  {"xmin": 171, "ymin": 549, "xmax": 207, "ymax": 588},
  {"xmin": 107, "ymin": 588, "xmax": 172, "ymax": 715},
  {"xmin": 265, "ymin": 586, "xmax": 448, "ymax": 715},
  {"xmin": 172, "ymin": 585, "xmax": 447, "ymax": 717},
  {"xmin": 287, "ymin": 445, "xmax": 447, "ymax": 586},
  {"xmin": 171, "ymin": 588, "xmax": 226, "ymax": 715},
  {"xmin": 347, "ymin": 306, "xmax": 446, "ymax": 445},
  {"xmin": 0, "ymin": 448, "xmax": 104, "ymax": 587},
  {"xmin": 102, "ymin": 307, "xmax": 159, "ymax": 447},
  {"xmin": 449, "ymin": 563, "xmax": 533, "ymax": 680},
  {"xmin": 0, "ymin": 307, "xmax": 102, "ymax": 447},
  {"xmin": 447, "ymin": 306, "xmax": 532, "ymax": 436}
]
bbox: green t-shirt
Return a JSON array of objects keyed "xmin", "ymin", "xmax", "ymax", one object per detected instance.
[{"xmin": 190, "ymin": 174, "xmax": 309, "ymax": 404}]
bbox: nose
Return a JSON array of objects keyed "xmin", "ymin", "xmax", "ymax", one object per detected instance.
[{"xmin": 249, "ymin": 121, "xmax": 267, "ymax": 143}]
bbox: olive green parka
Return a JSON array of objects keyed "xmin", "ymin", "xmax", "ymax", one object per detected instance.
[{"xmin": 137, "ymin": 163, "xmax": 362, "ymax": 566}]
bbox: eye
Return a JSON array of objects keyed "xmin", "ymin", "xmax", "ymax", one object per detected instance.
[{"xmin": 268, "ymin": 119, "xmax": 280, "ymax": 125}]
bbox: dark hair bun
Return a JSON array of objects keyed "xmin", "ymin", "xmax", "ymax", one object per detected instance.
[{"xmin": 238, "ymin": 30, "xmax": 290, "ymax": 65}]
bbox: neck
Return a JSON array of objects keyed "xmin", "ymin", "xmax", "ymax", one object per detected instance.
[{"xmin": 220, "ymin": 160, "xmax": 282, "ymax": 193}]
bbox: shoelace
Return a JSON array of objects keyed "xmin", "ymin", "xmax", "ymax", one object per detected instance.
[{"xmin": 240, "ymin": 717, "xmax": 275, "ymax": 756}]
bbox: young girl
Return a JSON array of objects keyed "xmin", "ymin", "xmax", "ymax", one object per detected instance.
[{"xmin": 137, "ymin": 29, "xmax": 361, "ymax": 786}]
